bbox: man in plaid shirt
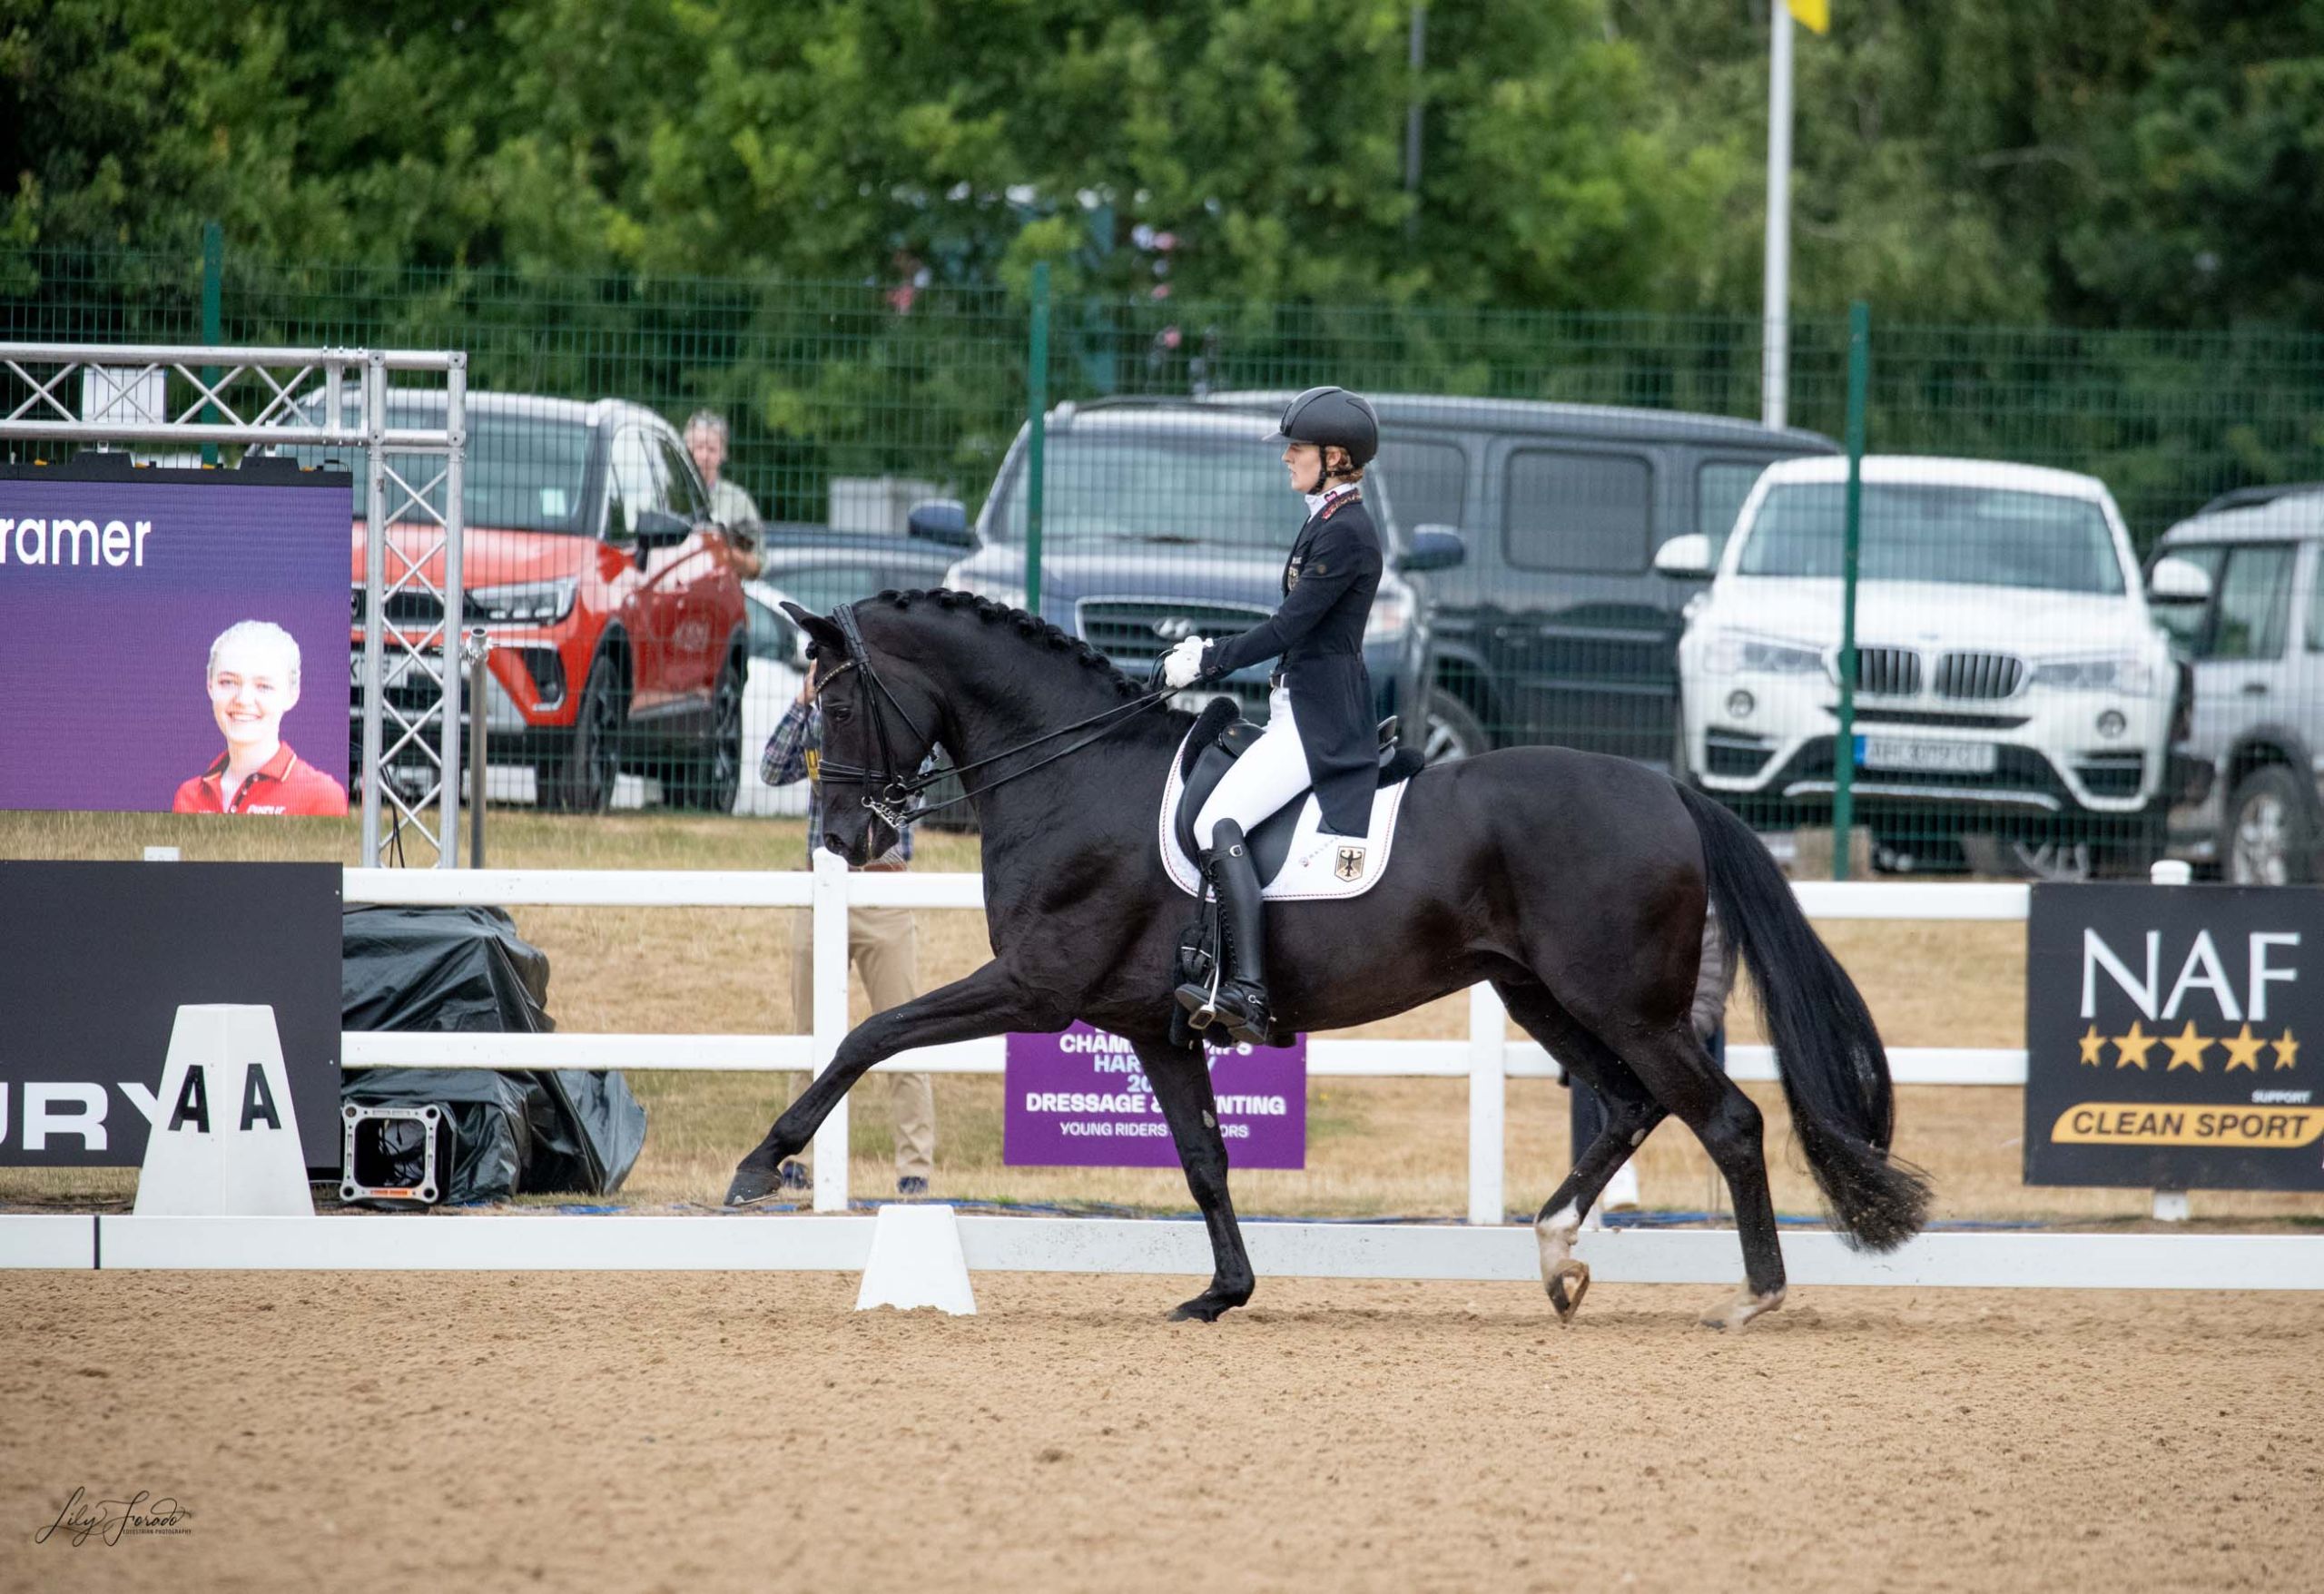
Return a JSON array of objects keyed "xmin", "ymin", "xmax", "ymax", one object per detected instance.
[{"xmin": 761, "ymin": 661, "xmax": 937, "ymax": 1196}]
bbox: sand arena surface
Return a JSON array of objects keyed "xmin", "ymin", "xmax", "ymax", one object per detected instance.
[{"xmin": 3, "ymin": 1271, "xmax": 2319, "ymax": 1593}]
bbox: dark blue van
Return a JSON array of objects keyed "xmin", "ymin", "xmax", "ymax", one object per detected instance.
[{"xmin": 1203, "ymin": 393, "xmax": 1838, "ymax": 767}]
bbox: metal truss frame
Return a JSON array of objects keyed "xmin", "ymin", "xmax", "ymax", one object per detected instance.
[{"xmin": 0, "ymin": 341, "xmax": 468, "ymax": 867}]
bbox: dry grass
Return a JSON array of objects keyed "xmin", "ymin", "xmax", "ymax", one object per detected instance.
[{"xmin": 8, "ymin": 809, "xmax": 2322, "ymax": 1226}]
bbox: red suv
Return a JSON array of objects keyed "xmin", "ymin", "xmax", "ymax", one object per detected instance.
[{"xmin": 290, "ymin": 392, "xmax": 748, "ymax": 811}]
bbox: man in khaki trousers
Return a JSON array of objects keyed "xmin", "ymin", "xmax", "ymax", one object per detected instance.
[{"xmin": 763, "ymin": 663, "xmax": 938, "ymax": 1196}]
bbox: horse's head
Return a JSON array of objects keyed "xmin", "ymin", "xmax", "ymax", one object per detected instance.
[{"xmin": 783, "ymin": 600, "xmax": 944, "ymax": 866}]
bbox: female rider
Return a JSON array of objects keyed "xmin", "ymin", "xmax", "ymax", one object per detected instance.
[{"xmin": 1160, "ymin": 386, "xmax": 1384, "ymax": 1042}]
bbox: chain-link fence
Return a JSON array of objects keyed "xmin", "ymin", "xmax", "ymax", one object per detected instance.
[{"xmin": 10, "ymin": 243, "xmax": 2324, "ymax": 881}]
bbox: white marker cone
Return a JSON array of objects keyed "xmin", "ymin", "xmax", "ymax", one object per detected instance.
[
  {"xmin": 133, "ymin": 1005, "xmax": 314, "ymax": 1217},
  {"xmin": 853, "ymin": 1203, "xmax": 976, "ymax": 1315}
]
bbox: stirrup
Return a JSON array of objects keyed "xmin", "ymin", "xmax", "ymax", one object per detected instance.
[
  {"xmin": 1177, "ymin": 979, "xmax": 1271, "ymax": 1046},
  {"xmin": 1174, "ymin": 979, "xmax": 1220, "ymax": 1031}
]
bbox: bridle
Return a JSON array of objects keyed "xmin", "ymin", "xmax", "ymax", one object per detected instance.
[{"xmin": 810, "ymin": 602, "xmax": 1175, "ymax": 831}]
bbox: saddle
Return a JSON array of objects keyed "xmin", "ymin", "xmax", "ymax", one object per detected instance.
[
  {"xmin": 1167, "ymin": 699, "xmax": 1420, "ymax": 1050},
  {"xmin": 1171, "ymin": 697, "xmax": 1422, "ymax": 886}
]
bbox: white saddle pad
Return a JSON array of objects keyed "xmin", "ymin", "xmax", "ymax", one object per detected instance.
[{"xmin": 1159, "ymin": 727, "xmax": 1411, "ymax": 901}]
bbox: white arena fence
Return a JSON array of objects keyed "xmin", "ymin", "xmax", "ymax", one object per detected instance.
[
  {"xmin": 15, "ymin": 858, "xmax": 2324, "ymax": 1290},
  {"xmin": 340, "ymin": 853, "xmax": 2034, "ymax": 1224},
  {"xmin": 13, "ymin": 1213, "xmax": 2324, "ymax": 1291}
]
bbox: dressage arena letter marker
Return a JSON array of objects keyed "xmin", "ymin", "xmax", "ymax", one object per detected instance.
[
  {"xmin": 854, "ymin": 1204, "xmax": 977, "ymax": 1315},
  {"xmin": 133, "ymin": 1005, "xmax": 314, "ymax": 1217}
]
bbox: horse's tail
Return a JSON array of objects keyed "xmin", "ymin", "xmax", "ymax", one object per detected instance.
[{"xmin": 1678, "ymin": 784, "xmax": 1931, "ymax": 1251}]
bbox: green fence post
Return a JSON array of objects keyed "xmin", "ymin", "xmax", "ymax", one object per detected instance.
[
  {"xmin": 1833, "ymin": 300, "xmax": 1869, "ymax": 881},
  {"xmin": 1024, "ymin": 261, "xmax": 1050, "ymax": 618},
  {"xmin": 200, "ymin": 221, "xmax": 223, "ymax": 466}
]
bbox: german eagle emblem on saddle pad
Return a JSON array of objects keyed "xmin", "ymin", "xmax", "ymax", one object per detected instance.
[{"xmin": 1158, "ymin": 723, "xmax": 1413, "ymax": 902}]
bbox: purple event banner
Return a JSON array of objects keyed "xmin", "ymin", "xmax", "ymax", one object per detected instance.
[
  {"xmin": 1003, "ymin": 1022, "xmax": 1306, "ymax": 1169},
  {"xmin": 0, "ymin": 467, "xmax": 353, "ymax": 813}
]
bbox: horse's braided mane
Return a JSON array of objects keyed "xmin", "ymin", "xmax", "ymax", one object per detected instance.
[{"xmin": 872, "ymin": 588, "xmax": 1147, "ymax": 699}]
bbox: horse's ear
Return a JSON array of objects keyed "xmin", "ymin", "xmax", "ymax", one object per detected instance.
[{"xmin": 781, "ymin": 602, "xmax": 849, "ymax": 657}]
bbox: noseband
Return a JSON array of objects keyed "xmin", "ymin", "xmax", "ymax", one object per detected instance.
[{"xmin": 809, "ymin": 601, "xmax": 1173, "ymax": 830}]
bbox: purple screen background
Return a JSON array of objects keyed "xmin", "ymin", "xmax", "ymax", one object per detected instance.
[{"xmin": 0, "ymin": 475, "xmax": 351, "ymax": 812}]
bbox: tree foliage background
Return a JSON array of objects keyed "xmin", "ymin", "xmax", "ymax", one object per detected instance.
[{"xmin": 6, "ymin": 0, "xmax": 2321, "ymax": 327}]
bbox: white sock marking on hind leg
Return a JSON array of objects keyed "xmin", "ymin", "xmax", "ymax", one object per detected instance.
[{"xmin": 1535, "ymin": 1205, "xmax": 1581, "ymax": 1282}]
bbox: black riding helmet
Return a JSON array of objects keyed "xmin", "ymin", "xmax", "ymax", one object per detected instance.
[{"xmin": 1269, "ymin": 385, "xmax": 1379, "ymax": 471}]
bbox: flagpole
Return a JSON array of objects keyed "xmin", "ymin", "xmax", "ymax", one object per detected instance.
[{"xmin": 1761, "ymin": 4, "xmax": 1794, "ymax": 431}]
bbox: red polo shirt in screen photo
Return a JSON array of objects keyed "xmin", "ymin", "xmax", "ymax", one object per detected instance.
[{"xmin": 172, "ymin": 743, "xmax": 350, "ymax": 816}]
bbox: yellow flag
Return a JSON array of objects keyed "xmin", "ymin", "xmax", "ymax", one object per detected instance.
[{"xmin": 1788, "ymin": 0, "xmax": 1829, "ymax": 32}]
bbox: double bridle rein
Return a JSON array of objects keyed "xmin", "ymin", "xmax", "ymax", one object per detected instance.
[{"xmin": 810, "ymin": 602, "xmax": 1176, "ymax": 830}]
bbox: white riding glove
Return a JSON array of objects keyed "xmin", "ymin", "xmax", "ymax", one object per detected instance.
[{"xmin": 1161, "ymin": 635, "xmax": 1210, "ymax": 689}]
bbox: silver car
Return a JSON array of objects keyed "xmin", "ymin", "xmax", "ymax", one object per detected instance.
[{"xmin": 2157, "ymin": 486, "xmax": 2324, "ymax": 881}]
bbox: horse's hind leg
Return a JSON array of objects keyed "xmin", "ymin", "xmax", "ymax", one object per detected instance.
[
  {"xmin": 1496, "ymin": 980, "xmax": 1666, "ymax": 1325},
  {"xmin": 1601, "ymin": 1020, "xmax": 1787, "ymax": 1330}
]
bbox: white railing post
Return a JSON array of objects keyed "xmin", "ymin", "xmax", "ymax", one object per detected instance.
[
  {"xmin": 811, "ymin": 849, "xmax": 852, "ymax": 1213},
  {"xmin": 2149, "ymin": 858, "xmax": 2194, "ymax": 1224},
  {"xmin": 1466, "ymin": 983, "xmax": 1507, "ymax": 1225}
]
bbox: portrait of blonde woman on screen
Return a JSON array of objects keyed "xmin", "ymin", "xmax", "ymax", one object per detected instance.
[{"xmin": 171, "ymin": 620, "xmax": 349, "ymax": 816}]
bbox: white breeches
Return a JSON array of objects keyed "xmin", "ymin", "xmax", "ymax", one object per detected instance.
[{"xmin": 1195, "ymin": 684, "xmax": 1313, "ymax": 850}]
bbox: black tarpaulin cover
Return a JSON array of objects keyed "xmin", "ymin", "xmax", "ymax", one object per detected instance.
[{"xmin": 341, "ymin": 904, "xmax": 647, "ymax": 1203}]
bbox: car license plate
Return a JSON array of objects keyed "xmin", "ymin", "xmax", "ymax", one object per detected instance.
[{"xmin": 1855, "ymin": 735, "xmax": 1997, "ymax": 775}]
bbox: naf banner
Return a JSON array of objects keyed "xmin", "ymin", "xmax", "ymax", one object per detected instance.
[{"xmin": 2026, "ymin": 883, "xmax": 2324, "ymax": 1191}]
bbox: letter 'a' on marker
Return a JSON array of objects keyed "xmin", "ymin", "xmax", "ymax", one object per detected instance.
[
  {"xmin": 241, "ymin": 1064, "xmax": 282, "ymax": 1131},
  {"xmin": 168, "ymin": 1067, "xmax": 210, "ymax": 1134}
]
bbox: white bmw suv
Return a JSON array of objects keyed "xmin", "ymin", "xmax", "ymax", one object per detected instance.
[{"xmin": 1659, "ymin": 456, "xmax": 2198, "ymax": 874}]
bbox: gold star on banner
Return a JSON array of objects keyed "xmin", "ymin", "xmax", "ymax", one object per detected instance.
[
  {"xmin": 2078, "ymin": 1025, "xmax": 2107, "ymax": 1067},
  {"xmin": 2273, "ymin": 1028, "xmax": 2300, "ymax": 1071},
  {"xmin": 2164, "ymin": 1021, "xmax": 2211, "ymax": 1071},
  {"xmin": 2222, "ymin": 1023, "xmax": 2266, "ymax": 1072},
  {"xmin": 2114, "ymin": 1020, "xmax": 2158, "ymax": 1069}
]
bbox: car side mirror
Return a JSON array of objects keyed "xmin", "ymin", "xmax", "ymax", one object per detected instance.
[
  {"xmin": 1653, "ymin": 533, "xmax": 1717, "ymax": 581},
  {"xmin": 906, "ymin": 498, "xmax": 973, "ymax": 547},
  {"xmin": 749, "ymin": 609, "xmax": 799, "ymax": 663},
  {"xmin": 1397, "ymin": 525, "xmax": 1465, "ymax": 574},
  {"xmin": 633, "ymin": 507, "xmax": 695, "ymax": 553},
  {"xmin": 2147, "ymin": 555, "xmax": 2212, "ymax": 605}
]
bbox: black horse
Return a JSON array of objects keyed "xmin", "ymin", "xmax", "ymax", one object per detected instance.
[{"xmin": 725, "ymin": 591, "xmax": 1929, "ymax": 1327}]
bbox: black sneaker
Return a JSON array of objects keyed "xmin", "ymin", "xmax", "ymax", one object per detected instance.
[
  {"xmin": 776, "ymin": 1159, "xmax": 810, "ymax": 1193},
  {"xmin": 896, "ymin": 1176, "xmax": 930, "ymax": 1197}
]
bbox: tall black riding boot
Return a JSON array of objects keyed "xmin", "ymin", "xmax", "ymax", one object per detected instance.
[{"xmin": 1173, "ymin": 819, "xmax": 1272, "ymax": 1046}]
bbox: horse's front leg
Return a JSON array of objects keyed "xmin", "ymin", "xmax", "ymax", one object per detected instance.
[
  {"xmin": 1133, "ymin": 1038, "xmax": 1256, "ymax": 1322},
  {"xmin": 725, "ymin": 959, "xmax": 1063, "ymax": 1205}
]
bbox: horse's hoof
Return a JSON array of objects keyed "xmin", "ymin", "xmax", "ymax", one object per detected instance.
[
  {"xmin": 1167, "ymin": 1289, "xmax": 1248, "ymax": 1323},
  {"xmin": 1547, "ymin": 1260, "xmax": 1591, "ymax": 1324},
  {"xmin": 1699, "ymin": 1287, "xmax": 1786, "ymax": 1332},
  {"xmin": 724, "ymin": 1163, "xmax": 781, "ymax": 1207}
]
